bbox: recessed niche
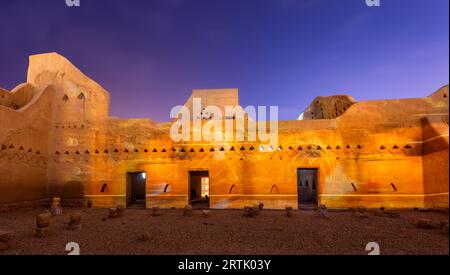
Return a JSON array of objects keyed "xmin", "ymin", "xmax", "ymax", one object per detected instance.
[
  {"xmin": 270, "ymin": 185, "xmax": 280, "ymax": 194},
  {"xmin": 390, "ymin": 183, "xmax": 398, "ymax": 191},
  {"xmin": 229, "ymin": 184, "xmax": 237, "ymax": 194},
  {"xmin": 163, "ymin": 184, "xmax": 170, "ymax": 193},
  {"xmin": 100, "ymin": 184, "xmax": 109, "ymax": 193}
]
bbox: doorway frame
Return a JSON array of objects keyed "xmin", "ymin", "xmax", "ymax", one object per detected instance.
[
  {"xmin": 188, "ymin": 169, "xmax": 210, "ymax": 208},
  {"xmin": 296, "ymin": 167, "xmax": 319, "ymax": 207},
  {"xmin": 126, "ymin": 171, "xmax": 147, "ymax": 206}
]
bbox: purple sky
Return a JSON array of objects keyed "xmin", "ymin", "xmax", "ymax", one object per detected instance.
[{"xmin": 0, "ymin": 0, "xmax": 448, "ymax": 121}]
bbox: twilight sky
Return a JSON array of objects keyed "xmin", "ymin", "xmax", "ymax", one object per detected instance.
[{"xmin": 0, "ymin": 0, "xmax": 448, "ymax": 121}]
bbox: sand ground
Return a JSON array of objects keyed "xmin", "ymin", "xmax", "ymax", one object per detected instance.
[{"xmin": 0, "ymin": 207, "xmax": 448, "ymax": 255}]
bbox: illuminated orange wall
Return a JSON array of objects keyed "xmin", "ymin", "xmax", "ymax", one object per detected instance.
[{"xmin": 0, "ymin": 53, "xmax": 448, "ymax": 210}]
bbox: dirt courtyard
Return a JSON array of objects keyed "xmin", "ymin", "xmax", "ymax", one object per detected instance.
[{"xmin": 0, "ymin": 207, "xmax": 448, "ymax": 255}]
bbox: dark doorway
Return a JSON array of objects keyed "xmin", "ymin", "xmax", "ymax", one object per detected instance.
[
  {"xmin": 297, "ymin": 168, "xmax": 318, "ymax": 207},
  {"xmin": 189, "ymin": 171, "xmax": 210, "ymax": 208},
  {"xmin": 127, "ymin": 172, "xmax": 146, "ymax": 207}
]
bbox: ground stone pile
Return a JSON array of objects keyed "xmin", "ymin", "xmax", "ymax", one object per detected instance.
[
  {"xmin": 67, "ymin": 213, "xmax": 82, "ymax": 230},
  {"xmin": 0, "ymin": 231, "xmax": 13, "ymax": 251},
  {"xmin": 318, "ymin": 204, "xmax": 330, "ymax": 219},
  {"xmin": 202, "ymin": 210, "xmax": 210, "ymax": 218},
  {"xmin": 243, "ymin": 206, "xmax": 258, "ymax": 218},
  {"xmin": 417, "ymin": 219, "xmax": 434, "ymax": 229},
  {"xmin": 353, "ymin": 206, "xmax": 368, "ymax": 218},
  {"xmin": 50, "ymin": 197, "xmax": 63, "ymax": 216},
  {"xmin": 35, "ymin": 212, "xmax": 51, "ymax": 238},
  {"xmin": 258, "ymin": 203, "xmax": 264, "ymax": 211},
  {"xmin": 374, "ymin": 208, "xmax": 384, "ymax": 217},
  {"xmin": 109, "ymin": 208, "xmax": 119, "ymax": 218},
  {"xmin": 384, "ymin": 210, "xmax": 401, "ymax": 219},
  {"xmin": 285, "ymin": 206, "xmax": 294, "ymax": 217},
  {"xmin": 151, "ymin": 206, "xmax": 161, "ymax": 217},
  {"xmin": 137, "ymin": 233, "xmax": 152, "ymax": 242},
  {"xmin": 117, "ymin": 204, "xmax": 125, "ymax": 216},
  {"xmin": 183, "ymin": 205, "xmax": 193, "ymax": 217}
]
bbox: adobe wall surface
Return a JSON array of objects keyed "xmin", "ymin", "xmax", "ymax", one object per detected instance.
[
  {"xmin": 0, "ymin": 53, "xmax": 448, "ymax": 210},
  {"xmin": 0, "ymin": 85, "xmax": 55, "ymax": 203}
]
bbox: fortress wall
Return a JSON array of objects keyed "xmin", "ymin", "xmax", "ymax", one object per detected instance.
[
  {"xmin": 82, "ymin": 108, "xmax": 430, "ymax": 209},
  {"xmin": 34, "ymin": 53, "xmax": 112, "ymax": 202},
  {"xmin": 422, "ymin": 115, "xmax": 449, "ymax": 208},
  {"xmin": 1, "ymin": 53, "xmax": 447, "ymax": 210},
  {"xmin": 0, "ymin": 86, "xmax": 55, "ymax": 205}
]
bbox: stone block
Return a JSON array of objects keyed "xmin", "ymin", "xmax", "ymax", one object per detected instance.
[
  {"xmin": 243, "ymin": 206, "xmax": 256, "ymax": 218},
  {"xmin": 319, "ymin": 208, "xmax": 330, "ymax": 219},
  {"xmin": 417, "ymin": 219, "xmax": 433, "ymax": 229},
  {"xmin": 36, "ymin": 212, "xmax": 51, "ymax": 228},
  {"xmin": 202, "ymin": 210, "xmax": 210, "ymax": 218},
  {"xmin": 109, "ymin": 208, "xmax": 119, "ymax": 218},
  {"xmin": 35, "ymin": 227, "xmax": 50, "ymax": 238},
  {"xmin": 151, "ymin": 206, "xmax": 161, "ymax": 217},
  {"xmin": 374, "ymin": 209, "xmax": 384, "ymax": 217},
  {"xmin": 0, "ymin": 231, "xmax": 13, "ymax": 243},
  {"xmin": 117, "ymin": 204, "xmax": 125, "ymax": 216},
  {"xmin": 258, "ymin": 203, "xmax": 264, "ymax": 211},
  {"xmin": 285, "ymin": 206, "xmax": 294, "ymax": 217},
  {"xmin": 183, "ymin": 205, "xmax": 193, "ymax": 217},
  {"xmin": 384, "ymin": 211, "xmax": 401, "ymax": 219},
  {"xmin": 0, "ymin": 242, "xmax": 10, "ymax": 252},
  {"xmin": 51, "ymin": 206, "xmax": 63, "ymax": 216}
]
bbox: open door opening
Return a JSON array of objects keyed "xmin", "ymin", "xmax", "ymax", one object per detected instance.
[
  {"xmin": 189, "ymin": 171, "xmax": 210, "ymax": 209},
  {"xmin": 297, "ymin": 168, "xmax": 318, "ymax": 208},
  {"xmin": 127, "ymin": 172, "xmax": 146, "ymax": 208}
]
